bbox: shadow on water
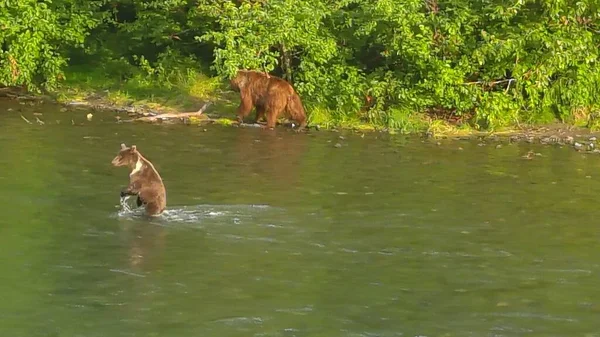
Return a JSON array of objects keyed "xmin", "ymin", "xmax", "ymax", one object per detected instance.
[{"xmin": 229, "ymin": 127, "xmax": 308, "ymax": 187}]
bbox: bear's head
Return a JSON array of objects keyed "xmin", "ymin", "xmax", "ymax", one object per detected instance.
[
  {"xmin": 230, "ymin": 70, "xmax": 250, "ymax": 92},
  {"xmin": 111, "ymin": 143, "xmax": 139, "ymax": 168}
]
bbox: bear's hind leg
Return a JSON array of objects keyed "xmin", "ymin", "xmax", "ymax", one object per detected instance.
[
  {"xmin": 265, "ymin": 100, "xmax": 286, "ymax": 130},
  {"xmin": 254, "ymin": 105, "xmax": 266, "ymax": 124},
  {"xmin": 145, "ymin": 202, "xmax": 164, "ymax": 216}
]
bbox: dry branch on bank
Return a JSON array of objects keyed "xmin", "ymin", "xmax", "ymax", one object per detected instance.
[{"xmin": 134, "ymin": 102, "xmax": 213, "ymax": 123}]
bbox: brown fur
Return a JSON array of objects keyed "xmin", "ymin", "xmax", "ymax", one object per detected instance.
[
  {"xmin": 230, "ymin": 70, "xmax": 307, "ymax": 130},
  {"xmin": 111, "ymin": 143, "xmax": 167, "ymax": 216}
]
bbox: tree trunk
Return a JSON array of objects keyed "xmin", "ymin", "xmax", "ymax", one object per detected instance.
[{"xmin": 280, "ymin": 43, "xmax": 292, "ymax": 83}]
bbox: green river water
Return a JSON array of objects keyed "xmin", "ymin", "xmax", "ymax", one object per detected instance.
[{"xmin": 1, "ymin": 100, "xmax": 599, "ymax": 337}]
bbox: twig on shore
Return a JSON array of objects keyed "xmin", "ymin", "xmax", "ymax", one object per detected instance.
[
  {"xmin": 20, "ymin": 114, "xmax": 32, "ymax": 124},
  {"xmin": 197, "ymin": 101, "xmax": 213, "ymax": 113}
]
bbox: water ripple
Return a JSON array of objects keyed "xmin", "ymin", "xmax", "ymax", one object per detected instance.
[
  {"xmin": 210, "ymin": 316, "xmax": 265, "ymax": 326},
  {"xmin": 476, "ymin": 312, "xmax": 578, "ymax": 322}
]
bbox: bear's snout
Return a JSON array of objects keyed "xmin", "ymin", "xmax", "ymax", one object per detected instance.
[{"xmin": 111, "ymin": 156, "xmax": 123, "ymax": 166}]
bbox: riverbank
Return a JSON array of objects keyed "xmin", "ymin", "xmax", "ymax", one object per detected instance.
[
  {"xmin": 2, "ymin": 66, "xmax": 377, "ymax": 130},
  {"xmin": 2, "ymin": 66, "xmax": 600, "ymax": 153}
]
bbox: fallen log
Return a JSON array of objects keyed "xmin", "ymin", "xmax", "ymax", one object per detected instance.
[{"xmin": 135, "ymin": 101, "xmax": 213, "ymax": 123}]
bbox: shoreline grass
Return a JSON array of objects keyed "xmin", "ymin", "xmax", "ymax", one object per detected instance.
[
  {"xmin": 5, "ymin": 65, "xmax": 599, "ymax": 139},
  {"xmin": 55, "ymin": 65, "xmax": 231, "ymax": 114}
]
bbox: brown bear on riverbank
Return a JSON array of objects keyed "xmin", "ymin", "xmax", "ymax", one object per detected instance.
[
  {"xmin": 111, "ymin": 143, "xmax": 166, "ymax": 216},
  {"xmin": 230, "ymin": 70, "xmax": 307, "ymax": 131}
]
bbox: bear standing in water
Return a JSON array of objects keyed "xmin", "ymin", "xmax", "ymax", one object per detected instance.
[{"xmin": 111, "ymin": 143, "xmax": 166, "ymax": 216}]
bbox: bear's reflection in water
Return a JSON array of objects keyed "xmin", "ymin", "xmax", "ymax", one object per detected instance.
[{"xmin": 230, "ymin": 127, "xmax": 309, "ymax": 188}]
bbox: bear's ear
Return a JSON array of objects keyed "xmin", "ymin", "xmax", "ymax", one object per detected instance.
[
  {"xmin": 131, "ymin": 145, "xmax": 137, "ymax": 152},
  {"xmin": 120, "ymin": 143, "xmax": 127, "ymax": 150}
]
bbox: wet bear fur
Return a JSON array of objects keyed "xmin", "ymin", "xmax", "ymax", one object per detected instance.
[{"xmin": 111, "ymin": 143, "xmax": 167, "ymax": 216}]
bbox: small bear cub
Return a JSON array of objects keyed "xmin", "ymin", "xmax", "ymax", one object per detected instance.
[{"xmin": 111, "ymin": 143, "xmax": 166, "ymax": 216}]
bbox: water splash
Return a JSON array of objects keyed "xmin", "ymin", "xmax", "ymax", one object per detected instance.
[
  {"xmin": 118, "ymin": 195, "xmax": 137, "ymax": 214},
  {"xmin": 115, "ymin": 196, "xmax": 277, "ymax": 225}
]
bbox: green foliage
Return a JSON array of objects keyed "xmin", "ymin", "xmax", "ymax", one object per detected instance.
[
  {"xmin": 4, "ymin": 0, "xmax": 600, "ymax": 131},
  {"xmin": 196, "ymin": 1, "xmax": 338, "ymax": 74},
  {"xmin": 194, "ymin": 0, "xmax": 600, "ymax": 130},
  {"xmin": 0, "ymin": 0, "xmax": 104, "ymax": 91}
]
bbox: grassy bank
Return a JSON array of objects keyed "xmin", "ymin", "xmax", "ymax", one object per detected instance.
[
  {"xmin": 52, "ymin": 65, "xmax": 387, "ymax": 131},
  {"xmin": 44, "ymin": 66, "xmax": 468, "ymax": 135},
  {"xmin": 22, "ymin": 65, "xmax": 596, "ymax": 139},
  {"xmin": 56, "ymin": 65, "xmax": 229, "ymax": 114}
]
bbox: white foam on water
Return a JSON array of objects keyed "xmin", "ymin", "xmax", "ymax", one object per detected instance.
[
  {"xmin": 115, "ymin": 195, "xmax": 147, "ymax": 218},
  {"xmin": 114, "ymin": 197, "xmax": 278, "ymax": 226},
  {"xmin": 118, "ymin": 195, "xmax": 136, "ymax": 212}
]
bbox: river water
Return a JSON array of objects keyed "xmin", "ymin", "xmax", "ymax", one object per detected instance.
[{"xmin": 1, "ymin": 100, "xmax": 599, "ymax": 336}]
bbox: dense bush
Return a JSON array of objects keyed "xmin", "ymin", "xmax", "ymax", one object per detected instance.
[
  {"xmin": 2, "ymin": 0, "xmax": 600, "ymax": 129},
  {"xmin": 0, "ymin": 0, "xmax": 105, "ymax": 91}
]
